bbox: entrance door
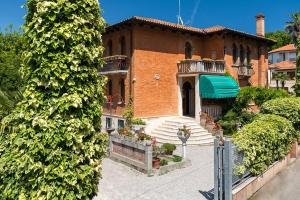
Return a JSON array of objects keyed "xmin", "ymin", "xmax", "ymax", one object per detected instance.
[{"xmin": 183, "ymin": 81, "xmax": 192, "ymax": 116}]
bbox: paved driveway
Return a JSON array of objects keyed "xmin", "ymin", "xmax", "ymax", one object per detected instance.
[
  {"xmin": 251, "ymin": 158, "xmax": 300, "ymax": 200},
  {"xmin": 95, "ymin": 146, "xmax": 214, "ymax": 200}
]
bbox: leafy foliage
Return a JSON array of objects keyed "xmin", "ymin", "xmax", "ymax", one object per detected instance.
[
  {"xmin": 123, "ymin": 96, "xmax": 134, "ymax": 128},
  {"xmin": 172, "ymin": 155, "xmax": 183, "ymax": 162},
  {"xmin": 0, "ymin": 27, "xmax": 26, "ymax": 120},
  {"xmin": 261, "ymin": 97, "xmax": 300, "ymax": 130},
  {"xmin": 265, "ymin": 31, "xmax": 292, "ymax": 50},
  {"xmin": 0, "ymin": 1, "xmax": 108, "ymax": 199},
  {"xmin": 285, "ymin": 12, "xmax": 300, "ymax": 96},
  {"xmin": 161, "ymin": 143, "xmax": 176, "ymax": 155},
  {"xmin": 233, "ymin": 87, "xmax": 290, "ymax": 111},
  {"xmin": 132, "ymin": 118, "xmax": 146, "ymax": 125},
  {"xmin": 233, "ymin": 114, "xmax": 297, "ymax": 176}
]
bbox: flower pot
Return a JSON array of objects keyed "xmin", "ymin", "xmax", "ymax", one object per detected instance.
[
  {"xmin": 200, "ymin": 118, "xmax": 207, "ymax": 127},
  {"xmin": 152, "ymin": 158, "xmax": 160, "ymax": 169}
]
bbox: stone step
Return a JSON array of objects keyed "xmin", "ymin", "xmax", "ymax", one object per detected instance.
[
  {"xmin": 150, "ymin": 133, "xmax": 214, "ymax": 142},
  {"xmin": 157, "ymin": 126, "xmax": 206, "ymax": 132},
  {"xmin": 151, "ymin": 130, "xmax": 211, "ymax": 138},
  {"xmin": 156, "ymin": 138, "xmax": 214, "ymax": 146}
]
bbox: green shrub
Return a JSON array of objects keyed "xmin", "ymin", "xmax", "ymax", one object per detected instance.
[
  {"xmin": 172, "ymin": 155, "xmax": 183, "ymax": 162},
  {"xmin": 261, "ymin": 97, "xmax": 300, "ymax": 130},
  {"xmin": 123, "ymin": 97, "xmax": 134, "ymax": 128},
  {"xmin": 160, "ymin": 159, "xmax": 168, "ymax": 166},
  {"xmin": 234, "ymin": 87, "xmax": 290, "ymax": 111},
  {"xmin": 0, "ymin": 1, "xmax": 107, "ymax": 199},
  {"xmin": 233, "ymin": 114, "xmax": 296, "ymax": 176},
  {"xmin": 161, "ymin": 143, "xmax": 176, "ymax": 155},
  {"xmin": 132, "ymin": 118, "xmax": 146, "ymax": 125}
]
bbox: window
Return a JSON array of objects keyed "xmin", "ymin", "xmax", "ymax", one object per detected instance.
[
  {"xmin": 232, "ymin": 44, "xmax": 238, "ymax": 64},
  {"xmin": 240, "ymin": 45, "xmax": 245, "ymax": 65},
  {"xmin": 185, "ymin": 42, "xmax": 192, "ymax": 59},
  {"xmin": 119, "ymin": 36, "xmax": 126, "ymax": 55},
  {"xmin": 119, "ymin": 79, "xmax": 125, "ymax": 102},
  {"xmin": 118, "ymin": 119, "xmax": 125, "ymax": 129},
  {"xmin": 106, "ymin": 117, "xmax": 112, "ymax": 129},
  {"xmin": 107, "ymin": 40, "xmax": 113, "ymax": 56},
  {"xmin": 289, "ymin": 52, "xmax": 296, "ymax": 61},
  {"xmin": 108, "ymin": 79, "xmax": 113, "ymax": 96},
  {"xmin": 277, "ymin": 53, "xmax": 285, "ymax": 62},
  {"xmin": 246, "ymin": 46, "xmax": 251, "ymax": 65}
]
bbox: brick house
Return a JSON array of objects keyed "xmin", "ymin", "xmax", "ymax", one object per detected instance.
[{"xmin": 100, "ymin": 14, "xmax": 274, "ymax": 132}]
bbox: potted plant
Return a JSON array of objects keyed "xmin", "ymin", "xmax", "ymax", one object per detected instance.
[
  {"xmin": 200, "ymin": 112, "xmax": 208, "ymax": 126},
  {"xmin": 161, "ymin": 143, "xmax": 176, "ymax": 155},
  {"xmin": 205, "ymin": 116, "xmax": 215, "ymax": 133},
  {"xmin": 152, "ymin": 144, "xmax": 161, "ymax": 169},
  {"xmin": 211, "ymin": 123, "xmax": 222, "ymax": 136},
  {"xmin": 132, "ymin": 118, "xmax": 146, "ymax": 132}
]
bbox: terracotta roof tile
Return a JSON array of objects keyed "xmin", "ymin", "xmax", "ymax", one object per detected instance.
[
  {"xmin": 106, "ymin": 16, "xmax": 274, "ymax": 43},
  {"xmin": 269, "ymin": 60, "xmax": 296, "ymax": 70},
  {"xmin": 269, "ymin": 44, "xmax": 296, "ymax": 53}
]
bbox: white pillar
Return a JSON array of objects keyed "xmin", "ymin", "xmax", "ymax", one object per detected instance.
[
  {"xmin": 195, "ymin": 76, "xmax": 201, "ymax": 122},
  {"xmin": 178, "ymin": 77, "xmax": 183, "ymax": 116}
]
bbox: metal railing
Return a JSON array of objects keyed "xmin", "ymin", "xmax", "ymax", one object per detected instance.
[
  {"xmin": 238, "ymin": 65, "xmax": 253, "ymax": 77},
  {"xmin": 178, "ymin": 59, "xmax": 225, "ymax": 74},
  {"xmin": 100, "ymin": 55, "xmax": 129, "ymax": 74}
]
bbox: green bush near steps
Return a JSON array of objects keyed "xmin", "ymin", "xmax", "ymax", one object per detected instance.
[
  {"xmin": 160, "ymin": 159, "xmax": 168, "ymax": 166},
  {"xmin": 233, "ymin": 114, "xmax": 297, "ymax": 176},
  {"xmin": 172, "ymin": 155, "xmax": 183, "ymax": 162},
  {"xmin": 161, "ymin": 143, "xmax": 176, "ymax": 155}
]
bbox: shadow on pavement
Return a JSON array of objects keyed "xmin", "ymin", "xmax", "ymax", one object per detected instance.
[{"xmin": 199, "ymin": 188, "xmax": 214, "ymax": 200}]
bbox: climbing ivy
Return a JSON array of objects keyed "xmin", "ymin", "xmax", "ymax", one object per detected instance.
[{"xmin": 0, "ymin": 0, "xmax": 107, "ymax": 199}]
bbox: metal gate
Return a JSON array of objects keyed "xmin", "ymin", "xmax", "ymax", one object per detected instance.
[{"xmin": 214, "ymin": 138, "xmax": 232, "ymax": 200}]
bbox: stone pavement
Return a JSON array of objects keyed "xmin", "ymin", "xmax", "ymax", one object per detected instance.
[
  {"xmin": 251, "ymin": 157, "xmax": 300, "ymax": 200},
  {"xmin": 95, "ymin": 146, "xmax": 214, "ymax": 200}
]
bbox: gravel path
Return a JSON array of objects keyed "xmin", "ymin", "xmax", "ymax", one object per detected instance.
[{"xmin": 95, "ymin": 146, "xmax": 214, "ymax": 200}]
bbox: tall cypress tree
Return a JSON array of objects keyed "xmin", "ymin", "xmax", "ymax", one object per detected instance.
[{"xmin": 0, "ymin": 0, "xmax": 107, "ymax": 199}]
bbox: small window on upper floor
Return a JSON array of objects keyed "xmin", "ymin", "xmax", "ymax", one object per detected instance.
[
  {"xmin": 119, "ymin": 36, "xmax": 126, "ymax": 55},
  {"xmin": 240, "ymin": 45, "xmax": 245, "ymax": 65},
  {"xmin": 108, "ymin": 79, "xmax": 113, "ymax": 96},
  {"xmin": 107, "ymin": 40, "xmax": 113, "ymax": 56},
  {"xmin": 185, "ymin": 42, "xmax": 192, "ymax": 59},
  {"xmin": 246, "ymin": 46, "xmax": 251, "ymax": 65},
  {"xmin": 233, "ymin": 44, "xmax": 238, "ymax": 64}
]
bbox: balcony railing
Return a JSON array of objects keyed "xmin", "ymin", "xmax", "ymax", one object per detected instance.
[
  {"xmin": 99, "ymin": 55, "xmax": 129, "ymax": 75},
  {"xmin": 177, "ymin": 59, "xmax": 225, "ymax": 74},
  {"xmin": 238, "ymin": 64, "xmax": 253, "ymax": 77}
]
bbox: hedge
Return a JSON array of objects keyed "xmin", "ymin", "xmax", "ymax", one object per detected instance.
[
  {"xmin": 261, "ymin": 97, "xmax": 300, "ymax": 130},
  {"xmin": 233, "ymin": 114, "xmax": 296, "ymax": 176}
]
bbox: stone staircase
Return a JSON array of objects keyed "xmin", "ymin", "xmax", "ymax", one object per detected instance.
[{"xmin": 150, "ymin": 117, "xmax": 214, "ymax": 145}]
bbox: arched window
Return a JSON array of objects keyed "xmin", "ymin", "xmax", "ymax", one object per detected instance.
[
  {"xmin": 119, "ymin": 36, "xmax": 126, "ymax": 55},
  {"xmin": 233, "ymin": 44, "xmax": 238, "ymax": 64},
  {"xmin": 107, "ymin": 40, "xmax": 113, "ymax": 56},
  {"xmin": 119, "ymin": 79, "xmax": 125, "ymax": 102},
  {"xmin": 108, "ymin": 79, "xmax": 113, "ymax": 96},
  {"xmin": 246, "ymin": 46, "xmax": 251, "ymax": 65},
  {"xmin": 185, "ymin": 42, "xmax": 192, "ymax": 59},
  {"xmin": 240, "ymin": 45, "xmax": 245, "ymax": 65}
]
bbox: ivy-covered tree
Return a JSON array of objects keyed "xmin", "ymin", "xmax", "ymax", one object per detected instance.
[
  {"xmin": 0, "ymin": 27, "xmax": 26, "ymax": 120},
  {"xmin": 286, "ymin": 12, "xmax": 300, "ymax": 96},
  {"xmin": 0, "ymin": 0, "xmax": 107, "ymax": 199}
]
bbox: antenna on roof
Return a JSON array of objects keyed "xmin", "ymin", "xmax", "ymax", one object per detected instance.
[{"xmin": 177, "ymin": 0, "xmax": 184, "ymax": 25}]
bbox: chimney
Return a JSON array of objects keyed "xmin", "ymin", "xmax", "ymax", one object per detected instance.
[{"xmin": 256, "ymin": 13, "xmax": 265, "ymax": 37}]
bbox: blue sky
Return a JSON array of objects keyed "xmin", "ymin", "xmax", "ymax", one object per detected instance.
[{"xmin": 1, "ymin": 0, "xmax": 299, "ymax": 34}]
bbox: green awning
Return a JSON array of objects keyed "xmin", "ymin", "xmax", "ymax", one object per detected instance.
[{"xmin": 200, "ymin": 75, "xmax": 239, "ymax": 99}]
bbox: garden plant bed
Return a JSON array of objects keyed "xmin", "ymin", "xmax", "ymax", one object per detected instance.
[{"xmin": 153, "ymin": 156, "xmax": 192, "ymax": 176}]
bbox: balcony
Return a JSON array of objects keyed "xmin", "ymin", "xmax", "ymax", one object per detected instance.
[
  {"xmin": 238, "ymin": 64, "xmax": 254, "ymax": 77},
  {"xmin": 177, "ymin": 59, "xmax": 225, "ymax": 74},
  {"xmin": 99, "ymin": 55, "xmax": 129, "ymax": 75}
]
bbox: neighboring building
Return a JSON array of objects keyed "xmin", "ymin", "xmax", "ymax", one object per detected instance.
[
  {"xmin": 100, "ymin": 14, "xmax": 274, "ymax": 133},
  {"xmin": 268, "ymin": 44, "xmax": 296, "ymax": 92}
]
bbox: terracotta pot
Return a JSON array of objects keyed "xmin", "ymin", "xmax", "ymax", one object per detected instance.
[{"xmin": 152, "ymin": 158, "xmax": 160, "ymax": 169}]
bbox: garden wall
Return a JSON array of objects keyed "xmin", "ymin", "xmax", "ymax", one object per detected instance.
[
  {"xmin": 232, "ymin": 142, "xmax": 299, "ymax": 200},
  {"xmin": 109, "ymin": 134, "xmax": 153, "ymax": 175}
]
